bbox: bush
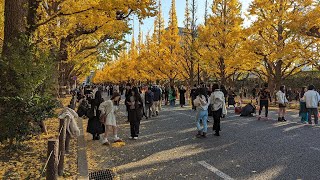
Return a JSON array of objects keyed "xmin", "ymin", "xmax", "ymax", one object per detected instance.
[{"xmin": 0, "ymin": 37, "xmax": 58, "ymax": 146}]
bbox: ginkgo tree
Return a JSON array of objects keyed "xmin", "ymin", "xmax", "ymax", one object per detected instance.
[
  {"xmin": 247, "ymin": 0, "xmax": 319, "ymax": 91},
  {"xmin": 34, "ymin": 0, "xmax": 157, "ymax": 86},
  {"xmin": 198, "ymin": 0, "xmax": 251, "ymax": 85}
]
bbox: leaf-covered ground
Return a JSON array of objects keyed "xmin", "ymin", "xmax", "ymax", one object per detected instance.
[{"xmin": 0, "ymin": 97, "xmax": 77, "ymax": 180}]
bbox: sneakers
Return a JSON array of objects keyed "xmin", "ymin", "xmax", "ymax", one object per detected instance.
[
  {"xmin": 133, "ymin": 137, "xmax": 138, "ymax": 140},
  {"xmin": 214, "ymin": 132, "xmax": 220, "ymax": 136},
  {"xmin": 282, "ymin": 117, "xmax": 287, "ymax": 122},
  {"xmin": 196, "ymin": 131, "xmax": 202, "ymax": 138},
  {"xmin": 278, "ymin": 117, "xmax": 283, "ymax": 122},
  {"xmin": 102, "ymin": 138, "xmax": 110, "ymax": 145},
  {"xmin": 202, "ymin": 132, "xmax": 207, "ymax": 138},
  {"xmin": 156, "ymin": 111, "xmax": 159, "ymax": 116}
]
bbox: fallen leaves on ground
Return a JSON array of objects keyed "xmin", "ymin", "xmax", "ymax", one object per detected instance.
[{"xmin": 0, "ymin": 96, "xmax": 77, "ymax": 180}]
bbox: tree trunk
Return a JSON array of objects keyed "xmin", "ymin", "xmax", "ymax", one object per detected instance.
[
  {"xmin": 219, "ymin": 56, "xmax": 226, "ymax": 85},
  {"xmin": 169, "ymin": 78, "xmax": 175, "ymax": 86},
  {"xmin": 274, "ymin": 60, "xmax": 283, "ymax": 92},
  {"xmin": 2, "ymin": 0, "xmax": 28, "ymax": 56}
]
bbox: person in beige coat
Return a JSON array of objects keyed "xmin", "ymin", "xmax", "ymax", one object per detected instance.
[
  {"xmin": 99, "ymin": 95, "xmax": 123, "ymax": 145},
  {"xmin": 209, "ymin": 84, "xmax": 227, "ymax": 136}
]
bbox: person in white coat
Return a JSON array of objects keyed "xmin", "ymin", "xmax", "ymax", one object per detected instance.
[
  {"xmin": 303, "ymin": 84, "xmax": 320, "ymax": 125},
  {"xmin": 99, "ymin": 95, "xmax": 123, "ymax": 145},
  {"xmin": 194, "ymin": 87, "xmax": 210, "ymax": 138},
  {"xmin": 276, "ymin": 85, "xmax": 289, "ymax": 122},
  {"xmin": 210, "ymin": 84, "xmax": 227, "ymax": 136}
]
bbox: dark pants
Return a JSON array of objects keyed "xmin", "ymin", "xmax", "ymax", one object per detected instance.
[
  {"xmin": 307, "ymin": 108, "xmax": 319, "ymax": 124},
  {"xmin": 129, "ymin": 109, "xmax": 141, "ymax": 137},
  {"xmin": 213, "ymin": 108, "xmax": 222, "ymax": 132},
  {"xmin": 165, "ymin": 94, "xmax": 169, "ymax": 105},
  {"xmin": 259, "ymin": 100, "xmax": 269, "ymax": 117},
  {"xmin": 191, "ymin": 96, "xmax": 196, "ymax": 110}
]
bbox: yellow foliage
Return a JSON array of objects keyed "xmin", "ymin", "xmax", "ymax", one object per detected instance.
[{"xmin": 247, "ymin": 0, "xmax": 318, "ymax": 88}]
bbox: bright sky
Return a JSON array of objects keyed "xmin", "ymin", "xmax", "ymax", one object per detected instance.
[{"xmin": 130, "ymin": 0, "xmax": 253, "ymax": 42}]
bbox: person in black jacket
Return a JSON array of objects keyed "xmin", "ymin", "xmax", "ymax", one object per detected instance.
[
  {"xmin": 152, "ymin": 85, "xmax": 161, "ymax": 116},
  {"xmin": 145, "ymin": 86, "xmax": 154, "ymax": 119},
  {"xmin": 126, "ymin": 87, "xmax": 143, "ymax": 140},
  {"xmin": 179, "ymin": 85, "xmax": 187, "ymax": 107},
  {"xmin": 86, "ymin": 90, "xmax": 105, "ymax": 140},
  {"xmin": 190, "ymin": 84, "xmax": 198, "ymax": 110},
  {"xmin": 124, "ymin": 83, "xmax": 132, "ymax": 122}
]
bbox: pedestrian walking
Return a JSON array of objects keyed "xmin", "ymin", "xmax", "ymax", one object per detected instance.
[
  {"xmin": 140, "ymin": 86, "xmax": 147, "ymax": 119},
  {"xmin": 276, "ymin": 85, "xmax": 288, "ymax": 122},
  {"xmin": 126, "ymin": 87, "xmax": 143, "ymax": 139},
  {"xmin": 164, "ymin": 85, "xmax": 169, "ymax": 105},
  {"xmin": 303, "ymin": 84, "xmax": 320, "ymax": 125},
  {"xmin": 125, "ymin": 83, "xmax": 132, "ymax": 122},
  {"xmin": 179, "ymin": 85, "xmax": 187, "ymax": 107},
  {"xmin": 299, "ymin": 86, "xmax": 308, "ymax": 123},
  {"xmin": 190, "ymin": 84, "xmax": 198, "ymax": 110},
  {"xmin": 227, "ymin": 88, "xmax": 236, "ymax": 108},
  {"xmin": 87, "ymin": 90, "xmax": 105, "ymax": 140},
  {"xmin": 169, "ymin": 86, "xmax": 177, "ymax": 107},
  {"xmin": 258, "ymin": 83, "xmax": 272, "ymax": 120},
  {"xmin": 99, "ymin": 95, "xmax": 123, "ymax": 145},
  {"xmin": 194, "ymin": 87, "xmax": 210, "ymax": 138},
  {"xmin": 158, "ymin": 85, "xmax": 163, "ymax": 111},
  {"xmin": 152, "ymin": 84, "xmax": 161, "ymax": 116},
  {"xmin": 210, "ymin": 84, "xmax": 226, "ymax": 136},
  {"xmin": 145, "ymin": 86, "xmax": 154, "ymax": 119}
]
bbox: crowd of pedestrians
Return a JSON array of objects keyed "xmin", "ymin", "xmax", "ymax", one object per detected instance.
[{"xmin": 74, "ymin": 82, "xmax": 320, "ymax": 145}]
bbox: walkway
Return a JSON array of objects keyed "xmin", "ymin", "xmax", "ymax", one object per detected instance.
[{"xmin": 85, "ymin": 93, "xmax": 320, "ymax": 179}]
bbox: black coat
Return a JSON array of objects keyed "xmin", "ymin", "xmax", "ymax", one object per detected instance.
[
  {"xmin": 86, "ymin": 91, "xmax": 105, "ymax": 135},
  {"xmin": 126, "ymin": 94, "xmax": 143, "ymax": 121},
  {"xmin": 179, "ymin": 89, "xmax": 186, "ymax": 105}
]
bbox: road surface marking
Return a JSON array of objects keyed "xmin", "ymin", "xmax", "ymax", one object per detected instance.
[
  {"xmin": 310, "ymin": 147, "xmax": 320, "ymax": 151},
  {"xmin": 198, "ymin": 161, "xmax": 234, "ymax": 180}
]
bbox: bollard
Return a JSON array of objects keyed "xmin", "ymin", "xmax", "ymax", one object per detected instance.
[
  {"xmin": 58, "ymin": 119, "xmax": 67, "ymax": 176},
  {"xmin": 47, "ymin": 139, "xmax": 59, "ymax": 180}
]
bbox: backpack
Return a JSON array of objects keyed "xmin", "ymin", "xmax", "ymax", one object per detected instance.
[{"xmin": 145, "ymin": 91, "xmax": 154, "ymax": 104}]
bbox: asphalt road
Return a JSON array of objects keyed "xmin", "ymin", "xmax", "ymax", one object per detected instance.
[{"xmin": 88, "ymin": 93, "xmax": 320, "ymax": 180}]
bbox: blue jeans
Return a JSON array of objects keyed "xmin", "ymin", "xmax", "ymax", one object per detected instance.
[
  {"xmin": 196, "ymin": 110, "xmax": 208, "ymax": 133},
  {"xmin": 170, "ymin": 100, "xmax": 175, "ymax": 107},
  {"xmin": 300, "ymin": 112, "xmax": 308, "ymax": 123}
]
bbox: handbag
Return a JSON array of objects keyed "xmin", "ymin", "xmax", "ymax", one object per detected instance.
[{"xmin": 99, "ymin": 113, "xmax": 107, "ymax": 124}]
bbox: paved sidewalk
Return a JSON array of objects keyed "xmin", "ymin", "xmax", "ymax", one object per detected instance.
[{"xmin": 84, "ymin": 93, "xmax": 320, "ymax": 180}]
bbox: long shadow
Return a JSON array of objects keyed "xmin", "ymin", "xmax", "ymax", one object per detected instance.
[{"xmin": 89, "ymin": 105, "xmax": 320, "ymax": 179}]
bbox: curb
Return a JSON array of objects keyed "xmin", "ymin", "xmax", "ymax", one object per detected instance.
[{"xmin": 77, "ymin": 118, "xmax": 89, "ymax": 180}]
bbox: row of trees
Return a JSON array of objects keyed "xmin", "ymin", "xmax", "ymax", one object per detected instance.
[
  {"xmin": 0, "ymin": 0, "xmax": 158, "ymax": 144},
  {"xmin": 94, "ymin": 0, "xmax": 320, "ymax": 92}
]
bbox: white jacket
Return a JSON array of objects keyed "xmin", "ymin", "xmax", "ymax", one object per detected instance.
[
  {"xmin": 276, "ymin": 91, "xmax": 288, "ymax": 104},
  {"xmin": 194, "ymin": 95, "xmax": 210, "ymax": 111},
  {"xmin": 210, "ymin": 90, "xmax": 227, "ymax": 115},
  {"xmin": 98, "ymin": 100, "xmax": 116, "ymax": 124},
  {"xmin": 58, "ymin": 107, "xmax": 80, "ymax": 137},
  {"xmin": 303, "ymin": 90, "xmax": 320, "ymax": 108}
]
